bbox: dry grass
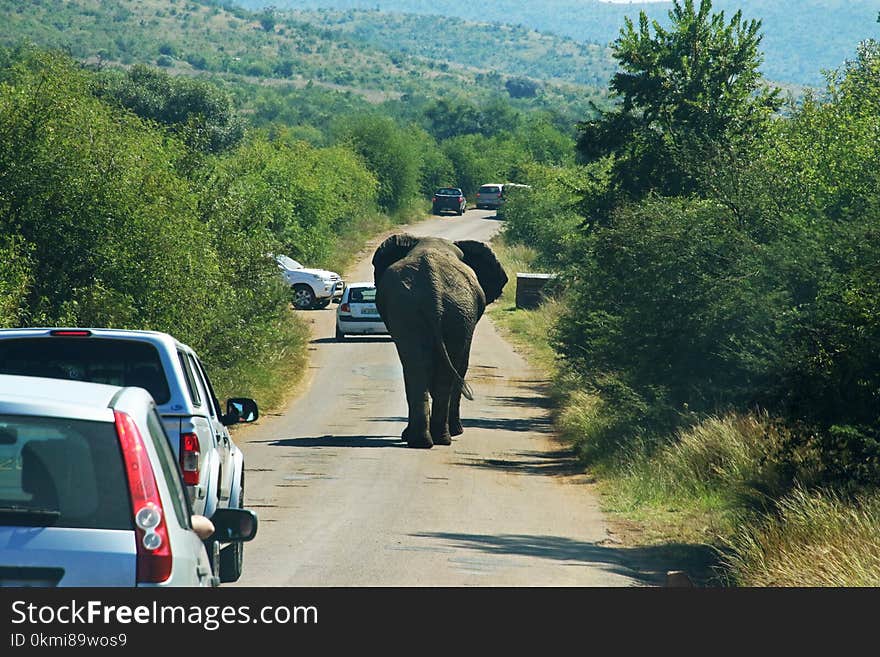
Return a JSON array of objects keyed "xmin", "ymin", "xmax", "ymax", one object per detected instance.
[{"xmin": 725, "ymin": 488, "xmax": 880, "ymax": 586}]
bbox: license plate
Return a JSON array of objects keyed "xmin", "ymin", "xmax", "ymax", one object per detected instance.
[{"xmin": 359, "ymin": 305, "xmax": 378, "ymax": 315}]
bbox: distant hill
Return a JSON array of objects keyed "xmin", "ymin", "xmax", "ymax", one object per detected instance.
[
  {"xmin": 288, "ymin": 9, "xmax": 618, "ymax": 89},
  {"xmin": 0, "ymin": 0, "xmax": 608, "ymax": 116},
  {"xmin": 234, "ymin": 0, "xmax": 880, "ymax": 86}
]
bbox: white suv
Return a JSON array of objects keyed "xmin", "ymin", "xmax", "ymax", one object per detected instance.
[
  {"xmin": 276, "ymin": 254, "xmax": 344, "ymax": 309},
  {"xmin": 0, "ymin": 374, "xmax": 258, "ymax": 586},
  {"xmin": 0, "ymin": 328, "xmax": 258, "ymax": 583}
]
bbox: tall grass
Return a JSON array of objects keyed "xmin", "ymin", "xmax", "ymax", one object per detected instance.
[{"xmin": 725, "ymin": 489, "xmax": 880, "ymax": 586}]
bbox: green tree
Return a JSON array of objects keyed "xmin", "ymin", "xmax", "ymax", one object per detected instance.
[
  {"xmin": 576, "ymin": 0, "xmax": 780, "ymax": 198},
  {"xmin": 97, "ymin": 65, "xmax": 245, "ymax": 153},
  {"xmin": 336, "ymin": 115, "xmax": 419, "ymax": 213}
]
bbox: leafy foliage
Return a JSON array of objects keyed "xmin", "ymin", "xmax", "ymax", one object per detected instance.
[{"xmin": 576, "ymin": 0, "xmax": 781, "ymax": 198}]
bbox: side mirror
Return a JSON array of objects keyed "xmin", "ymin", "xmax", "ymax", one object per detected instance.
[
  {"xmin": 221, "ymin": 397, "xmax": 259, "ymax": 426},
  {"xmin": 209, "ymin": 508, "xmax": 258, "ymax": 543}
]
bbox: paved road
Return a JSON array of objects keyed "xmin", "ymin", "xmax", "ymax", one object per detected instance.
[{"xmin": 233, "ymin": 209, "xmax": 646, "ymax": 586}]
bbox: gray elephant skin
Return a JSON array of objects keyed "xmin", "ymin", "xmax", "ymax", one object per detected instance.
[{"xmin": 372, "ymin": 234, "xmax": 508, "ymax": 448}]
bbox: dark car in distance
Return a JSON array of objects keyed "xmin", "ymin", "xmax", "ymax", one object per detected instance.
[{"xmin": 432, "ymin": 187, "xmax": 466, "ymax": 216}]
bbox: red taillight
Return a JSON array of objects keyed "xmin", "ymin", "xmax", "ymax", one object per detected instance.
[
  {"xmin": 497, "ymin": 192, "xmax": 502, "ymax": 198},
  {"xmin": 432, "ymin": 196, "xmax": 437, "ymax": 202},
  {"xmin": 179, "ymin": 432, "xmax": 200, "ymax": 486},
  {"xmin": 115, "ymin": 410, "xmax": 172, "ymax": 584},
  {"xmin": 49, "ymin": 329, "xmax": 92, "ymax": 337},
  {"xmin": 459, "ymin": 196, "xmax": 464, "ymax": 202},
  {"xmin": 340, "ymin": 303, "xmax": 351, "ymax": 313}
]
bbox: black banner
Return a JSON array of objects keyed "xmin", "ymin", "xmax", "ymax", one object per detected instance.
[{"xmin": 0, "ymin": 587, "xmax": 874, "ymax": 652}]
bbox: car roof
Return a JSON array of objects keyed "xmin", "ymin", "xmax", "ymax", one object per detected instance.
[
  {"xmin": 0, "ymin": 373, "xmax": 121, "ymax": 422},
  {"xmin": 0, "ymin": 327, "xmax": 195, "ymax": 354},
  {"xmin": 346, "ymin": 281, "xmax": 375, "ymax": 289}
]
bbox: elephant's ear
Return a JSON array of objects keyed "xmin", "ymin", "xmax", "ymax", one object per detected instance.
[
  {"xmin": 372, "ymin": 233, "xmax": 418, "ymax": 285},
  {"xmin": 455, "ymin": 240, "xmax": 508, "ymax": 304}
]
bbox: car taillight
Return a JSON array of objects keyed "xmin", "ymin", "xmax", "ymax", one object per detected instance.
[
  {"xmin": 432, "ymin": 196, "xmax": 437, "ymax": 202},
  {"xmin": 340, "ymin": 303, "xmax": 350, "ymax": 313},
  {"xmin": 49, "ymin": 329, "xmax": 92, "ymax": 337},
  {"xmin": 179, "ymin": 432, "xmax": 200, "ymax": 486},
  {"xmin": 497, "ymin": 192, "xmax": 502, "ymax": 197},
  {"xmin": 459, "ymin": 196, "xmax": 464, "ymax": 202},
  {"xmin": 115, "ymin": 410, "xmax": 172, "ymax": 584}
]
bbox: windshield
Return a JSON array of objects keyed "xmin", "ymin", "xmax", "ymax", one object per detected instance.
[
  {"xmin": 0, "ymin": 415, "xmax": 132, "ymax": 530},
  {"xmin": 276, "ymin": 254, "xmax": 303, "ymax": 270},
  {"xmin": 0, "ymin": 338, "xmax": 171, "ymax": 404}
]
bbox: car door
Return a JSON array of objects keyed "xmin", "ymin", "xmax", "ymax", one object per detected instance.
[{"xmin": 190, "ymin": 356, "xmax": 234, "ymax": 508}]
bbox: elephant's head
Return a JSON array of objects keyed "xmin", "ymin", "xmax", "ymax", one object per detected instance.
[{"xmin": 372, "ymin": 234, "xmax": 508, "ymax": 304}]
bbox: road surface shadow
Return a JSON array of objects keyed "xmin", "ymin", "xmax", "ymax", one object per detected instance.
[
  {"xmin": 458, "ymin": 448, "xmax": 583, "ymax": 477},
  {"xmin": 311, "ymin": 336, "xmax": 393, "ymax": 344},
  {"xmin": 490, "ymin": 393, "xmax": 554, "ymax": 410},
  {"xmin": 369, "ymin": 415, "xmax": 553, "ymax": 434},
  {"xmin": 410, "ymin": 531, "xmax": 722, "ymax": 586},
  {"xmin": 253, "ymin": 434, "xmax": 404, "ymax": 448}
]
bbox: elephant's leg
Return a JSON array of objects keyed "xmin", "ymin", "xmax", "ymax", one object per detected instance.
[
  {"xmin": 398, "ymin": 346, "xmax": 433, "ymax": 449},
  {"xmin": 449, "ymin": 337, "xmax": 472, "ymax": 437},
  {"xmin": 429, "ymin": 368, "xmax": 454, "ymax": 446}
]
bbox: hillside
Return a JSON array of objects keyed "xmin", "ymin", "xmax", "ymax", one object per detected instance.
[
  {"xmin": 0, "ymin": 0, "xmax": 608, "ymax": 118},
  {"xmin": 288, "ymin": 9, "xmax": 618, "ymax": 89},
  {"xmin": 236, "ymin": 0, "xmax": 880, "ymax": 86}
]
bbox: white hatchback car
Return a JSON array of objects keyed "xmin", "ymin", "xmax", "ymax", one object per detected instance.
[
  {"xmin": 0, "ymin": 374, "xmax": 257, "ymax": 587},
  {"xmin": 335, "ymin": 282, "xmax": 388, "ymax": 340}
]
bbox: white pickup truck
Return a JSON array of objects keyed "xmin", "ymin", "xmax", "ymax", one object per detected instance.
[{"xmin": 275, "ymin": 254, "xmax": 344, "ymax": 310}]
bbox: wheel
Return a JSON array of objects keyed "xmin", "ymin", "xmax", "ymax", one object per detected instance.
[
  {"xmin": 457, "ymin": 207, "xmax": 464, "ymax": 215},
  {"xmin": 335, "ymin": 325, "xmax": 345, "ymax": 341},
  {"xmin": 219, "ymin": 484, "xmax": 244, "ymax": 583},
  {"xmin": 292, "ymin": 284, "xmax": 316, "ymax": 309}
]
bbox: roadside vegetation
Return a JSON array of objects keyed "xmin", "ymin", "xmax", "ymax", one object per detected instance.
[{"xmin": 496, "ymin": 0, "xmax": 880, "ymax": 585}]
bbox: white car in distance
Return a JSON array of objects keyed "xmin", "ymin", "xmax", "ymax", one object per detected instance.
[
  {"xmin": 275, "ymin": 254, "xmax": 344, "ymax": 310},
  {"xmin": 335, "ymin": 282, "xmax": 388, "ymax": 340}
]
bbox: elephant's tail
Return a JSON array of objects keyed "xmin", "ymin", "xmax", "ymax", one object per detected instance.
[{"xmin": 432, "ymin": 324, "xmax": 474, "ymax": 401}]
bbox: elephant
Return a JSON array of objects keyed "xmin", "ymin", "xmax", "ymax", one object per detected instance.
[{"xmin": 372, "ymin": 233, "xmax": 508, "ymax": 448}]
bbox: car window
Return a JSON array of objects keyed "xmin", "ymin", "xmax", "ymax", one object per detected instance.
[
  {"xmin": 349, "ymin": 287, "xmax": 377, "ymax": 303},
  {"xmin": 479, "ymin": 186, "xmax": 501, "ymax": 194},
  {"xmin": 436, "ymin": 188, "xmax": 460, "ymax": 195},
  {"xmin": 177, "ymin": 351, "xmax": 202, "ymax": 407},
  {"xmin": 146, "ymin": 408, "xmax": 190, "ymax": 529},
  {"xmin": 276, "ymin": 255, "xmax": 302, "ymax": 270},
  {"xmin": 0, "ymin": 338, "xmax": 171, "ymax": 404},
  {"xmin": 0, "ymin": 415, "xmax": 132, "ymax": 530},
  {"xmin": 186, "ymin": 353, "xmax": 214, "ymax": 419},
  {"xmin": 192, "ymin": 357, "xmax": 223, "ymax": 420}
]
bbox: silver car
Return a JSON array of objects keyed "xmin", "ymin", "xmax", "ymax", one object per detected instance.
[{"xmin": 0, "ymin": 374, "xmax": 257, "ymax": 586}]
